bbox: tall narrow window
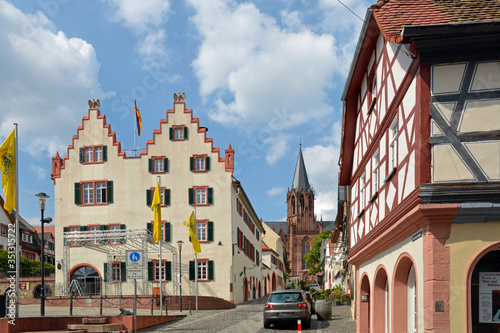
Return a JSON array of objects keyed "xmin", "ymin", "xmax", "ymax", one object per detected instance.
[
  {"xmin": 175, "ymin": 128, "xmax": 183, "ymax": 140},
  {"xmin": 389, "ymin": 116, "xmax": 398, "ymax": 172},
  {"xmin": 360, "ymin": 172, "xmax": 366, "ymax": 209},
  {"xmin": 302, "ymin": 238, "xmax": 310, "ymax": 270},
  {"xmin": 111, "ymin": 262, "xmax": 121, "ymax": 281},
  {"xmin": 372, "ymin": 150, "xmax": 379, "ymax": 196},
  {"xmin": 94, "ymin": 146, "xmax": 103, "ymax": 162},
  {"xmin": 196, "ymin": 222, "xmax": 207, "ymax": 241},
  {"xmin": 155, "ymin": 261, "xmax": 167, "ymax": 281},
  {"xmin": 85, "ymin": 147, "xmax": 93, "ymax": 163},
  {"xmin": 96, "ymin": 182, "xmax": 106, "ymax": 204},
  {"xmin": 197, "ymin": 261, "xmax": 208, "ymax": 280},
  {"xmin": 154, "ymin": 159, "xmax": 164, "ymax": 172},
  {"xmin": 90, "ymin": 225, "xmax": 100, "ymax": 245},
  {"xmin": 83, "ymin": 183, "xmax": 93, "ymax": 204},
  {"xmin": 196, "ymin": 189, "xmax": 206, "ymax": 205}
]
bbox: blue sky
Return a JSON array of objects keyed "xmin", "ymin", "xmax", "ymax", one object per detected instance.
[{"xmin": 0, "ymin": 0, "xmax": 371, "ymax": 226}]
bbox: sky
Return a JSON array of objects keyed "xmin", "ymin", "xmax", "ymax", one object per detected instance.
[{"xmin": 0, "ymin": 0, "xmax": 371, "ymax": 227}]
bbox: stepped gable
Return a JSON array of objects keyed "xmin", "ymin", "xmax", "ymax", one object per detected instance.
[{"xmin": 372, "ymin": 0, "xmax": 500, "ymax": 43}]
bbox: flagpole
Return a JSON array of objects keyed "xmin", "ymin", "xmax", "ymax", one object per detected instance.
[
  {"xmin": 14, "ymin": 123, "xmax": 20, "ymax": 317},
  {"xmin": 194, "ymin": 207, "xmax": 198, "ymax": 313},
  {"xmin": 158, "ymin": 176, "xmax": 162, "ymax": 315},
  {"xmin": 134, "ymin": 100, "xmax": 137, "ymax": 157}
]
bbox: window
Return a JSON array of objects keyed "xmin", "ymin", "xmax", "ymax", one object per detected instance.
[
  {"xmin": 89, "ymin": 225, "xmax": 100, "ymax": 245},
  {"xmin": 302, "ymin": 238, "xmax": 310, "ymax": 270},
  {"xmin": 389, "ymin": 116, "xmax": 398, "ymax": 172},
  {"xmin": 197, "ymin": 261, "xmax": 208, "ymax": 280},
  {"xmin": 22, "ymin": 233, "xmax": 32, "ymax": 244},
  {"xmin": 76, "ymin": 181, "xmax": 113, "ymax": 205},
  {"xmin": 1, "ymin": 224, "xmax": 7, "ymax": 237},
  {"xmin": 169, "ymin": 125, "xmax": 188, "ymax": 141},
  {"xmin": 190, "ymin": 260, "xmax": 214, "ymax": 281},
  {"xmin": 190, "ymin": 155, "xmax": 211, "ymax": 172},
  {"xmin": 195, "ymin": 221, "xmax": 213, "ymax": 243},
  {"xmin": 80, "ymin": 145, "xmax": 107, "ymax": 164},
  {"xmin": 188, "ymin": 187, "xmax": 214, "ymax": 206},
  {"xmin": 372, "ymin": 150, "xmax": 379, "ymax": 197},
  {"xmin": 29, "ymin": 254, "xmax": 34, "ymax": 260},
  {"xmin": 109, "ymin": 224, "xmax": 120, "ymax": 244},
  {"xmin": 360, "ymin": 172, "xmax": 366, "ymax": 209},
  {"xmin": 111, "ymin": 262, "xmax": 121, "ymax": 282},
  {"xmin": 146, "ymin": 222, "xmax": 171, "ymax": 242},
  {"xmin": 149, "ymin": 157, "xmax": 168, "ymax": 173},
  {"xmin": 146, "ymin": 187, "xmax": 170, "ymax": 206},
  {"xmin": 407, "ymin": 265, "xmax": 417, "ymax": 333},
  {"xmin": 147, "ymin": 261, "xmax": 171, "ymax": 281},
  {"xmin": 155, "ymin": 261, "xmax": 167, "ymax": 281}
]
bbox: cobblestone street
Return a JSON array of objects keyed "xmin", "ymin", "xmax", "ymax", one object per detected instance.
[{"xmin": 140, "ymin": 297, "xmax": 356, "ymax": 332}]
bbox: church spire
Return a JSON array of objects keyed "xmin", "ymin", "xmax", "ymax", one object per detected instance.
[{"xmin": 292, "ymin": 146, "xmax": 310, "ymax": 192}]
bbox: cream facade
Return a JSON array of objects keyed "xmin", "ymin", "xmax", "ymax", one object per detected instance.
[{"xmin": 52, "ymin": 101, "xmax": 265, "ymax": 304}]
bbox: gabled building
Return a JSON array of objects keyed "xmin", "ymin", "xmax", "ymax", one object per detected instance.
[
  {"xmin": 51, "ymin": 100, "xmax": 265, "ymax": 305},
  {"xmin": 262, "ymin": 223, "xmax": 287, "ymax": 294},
  {"xmin": 33, "ymin": 226, "xmax": 56, "ymax": 265},
  {"xmin": 339, "ymin": 1, "xmax": 500, "ymax": 332}
]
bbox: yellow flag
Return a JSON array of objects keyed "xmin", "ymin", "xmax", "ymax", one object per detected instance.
[
  {"xmin": 183, "ymin": 211, "xmax": 201, "ymax": 254},
  {"xmin": 151, "ymin": 180, "xmax": 162, "ymax": 243},
  {"xmin": 0, "ymin": 129, "xmax": 16, "ymax": 213}
]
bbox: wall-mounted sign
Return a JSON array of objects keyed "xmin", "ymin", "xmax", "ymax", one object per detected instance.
[
  {"xmin": 479, "ymin": 272, "xmax": 500, "ymax": 323},
  {"xmin": 361, "ymin": 294, "xmax": 369, "ymax": 302}
]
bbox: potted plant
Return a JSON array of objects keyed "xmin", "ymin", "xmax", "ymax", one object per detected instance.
[
  {"xmin": 342, "ymin": 292, "xmax": 351, "ymax": 305},
  {"xmin": 332, "ymin": 290, "xmax": 343, "ymax": 306}
]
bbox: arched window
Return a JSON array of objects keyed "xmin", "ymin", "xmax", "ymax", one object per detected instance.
[
  {"xmin": 71, "ymin": 265, "xmax": 101, "ymax": 295},
  {"xmin": 300, "ymin": 194, "xmax": 304, "ymax": 213},
  {"xmin": 407, "ymin": 265, "xmax": 417, "ymax": 333},
  {"xmin": 291, "ymin": 196, "xmax": 295, "ymax": 215},
  {"xmin": 302, "ymin": 238, "xmax": 310, "ymax": 269}
]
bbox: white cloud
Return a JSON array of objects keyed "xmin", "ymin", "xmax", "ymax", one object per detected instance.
[
  {"xmin": 0, "ymin": 1, "xmax": 111, "ymax": 157},
  {"xmin": 189, "ymin": 0, "xmax": 337, "ymax": 131},
  {"xmin": 101, "ymin": 0, "xmax": 170, "ymax": 70},
  {"xmin": 30, "ymin": 164, "xmax": 47, "ymax": 181},
  {"xmin": 267, "ymin": 187, "xmax": 284, "ymax": 197},
  {"xmin": 315, "ymin": 190, "xmax": 337, "ymax": 221}
]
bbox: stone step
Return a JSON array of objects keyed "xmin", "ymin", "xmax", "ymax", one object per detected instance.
[
  {"xmin": 82, "ymin": 317, "xmax": 107, "ymax": 324},
  {"xmin": 22, "ymin": 331, "xmax": 87, "ymax": 333},
  {"xmin": 67, "ymin": 323, "xmax": 123, "ymax": 332}
]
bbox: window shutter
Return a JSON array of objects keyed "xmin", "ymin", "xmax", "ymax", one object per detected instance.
[
  {"xmin": 120, "ymin": 224, "xmax": 126, "ymax": 243},
  {"xmin": 208, "ymin": 221, "xmax": 214, "ymax": 241},
  {"xmin": 104, "ymin": 263, "xmax": 108, "ymax": 282},
  {"xmin": 99, "ymin": 225, "xmax": 108, "ymax": 231},
  {"xmin": 79, "ymin": 148, "xmax": 84, "ymax": 163},
  {"xmin": 74, "ymin": 183, "xmax": 81, "ymax": 205},
  {"xmin": 206, "ymin": 156, "xmax": 210, "ymax": 171},
  {"xmin": 147, "ymin": 223, "xmax": 152, "ymax": 236},
  {"xmin": 208, "ymin": 260, "xmax": 214, "ymax": 280},
  {"xmin": 80, "ymin": 226, "xmax": 88, "ymax": 231},
  {"xmin": 107, "ymin": 181, "xmax": 113, "ymax": 203},
  {"xmin": 146, "ymin": 189, "xmax": 152, "ymax": 206},
  {"xmin": 164, "ymin": 222, "xmax": 171, "ymax": 242},
  {"xmin": 165, "ymin": 189, "xmax": 170, "ymax": 206},
  {"xmin": 169, "ymin": 127, "xmax": 173, "ymax": 140},
  {"xmin": 207, "ymin": 188, "xmax": 213, "ymax": 204},
  {"xmin": 63, "ymin": 227, "xmax": 69, "ymax": 233},
  {"xmin": 103, "ymin": 145, "xmax": 107, "ymax": 162},
  {"xmin": 148, "ymin": 158, "xmax": 153, "ymax": 172},
  {"xmin": 189, "ymin": 261, "xmax": 195, "ymax": 281},
  {"xmin": 166, "ymin": 261, "xmax": 172, "ymax": 281},
  {"xmin": 148, "ymin": 261, "xmax": 153, "ymax": 281},
  {"xmin": 237, "ymin": 228, "xmax": 240, "ymax": 248},
  {"xmin": 188, "ymin": 188, "xmax": 194, "ymax": 205},
  {"xmin": 190, "ymin": 157, "xmax": 194, "ymax": 171},
  {"xmin": 121, "ymin": 262, "xmax": 126, "ymax": 282},
  {"xmin": 184, "ymin": 126, "xmax": 188, "ymax": 139},
  {"xmin": 164, "ymin": 158, "xmax": 169, "ymax": 172}
]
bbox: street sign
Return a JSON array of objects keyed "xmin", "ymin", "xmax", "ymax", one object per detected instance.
[
  {"xmin": 127, "ymin": 268, "xmax": 143, "ymax": 279},
  {"xmin": 126, "ymin": 250, "xmax": 143, "ymax": 266}
]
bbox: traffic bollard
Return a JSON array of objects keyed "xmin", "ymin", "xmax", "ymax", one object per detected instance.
[
  {"xmin": 189, "ymin": 301, "xmax": 192, "ymax": 315},
  {"xmin": 70, "ymin": 294, "xmax": 73, "ymax": 316},
  {"xmin": 297, "ymin": 319, "xmax": 301, "ymax": 332},
  {"xmin": 151, "ymin": 295, "xmax": 154, "ymax": 316}
]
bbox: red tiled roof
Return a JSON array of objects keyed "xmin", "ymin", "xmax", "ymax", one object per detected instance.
[{"xmin": 373, "ymin": 0, "xmax": 500, "ymax": 42}]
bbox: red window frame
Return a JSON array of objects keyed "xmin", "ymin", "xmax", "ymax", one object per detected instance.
[
  {"xmin": 149, "ymin": 186, "xmax": 168, "ymax": 206},
  {"xmin": 80, "ymin": 180, "xmax": 109, "ymax": 206},
  {"xmin": 88, "ymin": 224, "xmax": 101, "ymax": 245},
  {"xmin": 172, "ymin": 125, "xmax": 186, "ymax": 141},
  {"xmin": 151, "ymin": 156, "xmax": 166, "ymax": 174},
  {"xmin": 193, "ymin": 154, "xmax": 208, "ymax": 173},
  {"xmin": 193, "ymin": 186, "xmax": 209, "ymax": 206},
  {"xmin": 68, "ymin": 225, "xmax": 80, "ymax": 247},
  {"xmin": 83, "ymin": 145, "xmax": 104, "ymax": 164},
  {"xmin": 195, "ymin": 258, "xmax": 210, "ymax": 282},
  {"xmin": 196, "ymin": 219, "xmax": 209, "ymax": 243}
]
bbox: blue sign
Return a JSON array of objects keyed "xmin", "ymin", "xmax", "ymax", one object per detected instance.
[{"xmin": 129, "ymin": 252, "xmax": 141, "ymax": 262}]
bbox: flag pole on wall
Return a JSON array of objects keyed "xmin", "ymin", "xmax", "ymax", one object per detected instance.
[{"xmin": 14, "ymin": 124, "xmax": 19, "ymax": 317}]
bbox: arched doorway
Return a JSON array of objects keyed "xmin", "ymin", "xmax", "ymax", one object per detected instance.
[
  {"xmin": 392, "ymin": 254, "xmax": 416, "ymax": 333},
  {"xmin": 243, "ymin": 277, "xmax": 248, "ymax": 301},
  {"xmin": 373, "ymin": 266, "xmax": 389, "ymax": 333},
  {"xmin": 70, "ymin": 265, "xmax": 101, "ymax": 295},
  {"xmin": 468, "ymin": 247, "xmax": 500, "ymax": 332},
  {"xmin": 33, "ymin": 283, "xmax": 52, "ymax": 299},
  {"xmin": 272, "ymin": 272, "xmax": 277, "ymax": 291},
  {"xmin": 258, "ymin": 281, "xmax": 262, "ymax": 298},
  {"xmin": 360, "ymin": 273, "xmax": 371, "ymax": 332}
]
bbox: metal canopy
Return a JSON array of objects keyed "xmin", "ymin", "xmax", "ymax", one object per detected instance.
[{"xmin": 62, "ymin": 228, "xmax": 178, "ymax": 296}]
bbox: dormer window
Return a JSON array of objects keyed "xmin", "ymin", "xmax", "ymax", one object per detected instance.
[{"xmin": 22, "ymin": 233, "xmax": 32, "ymax": 244}]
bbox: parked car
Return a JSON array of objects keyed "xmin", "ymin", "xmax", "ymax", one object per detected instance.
[
  {"xmin": 304, "ymin": 291, "xmax": 315, "ymax": 314},
  {"xmin": 263, "ymin": 289, "xmax": 311, "ymax": 329},
  {"xmin": 310, "ymin": 284, "xmax": 321, "ymax": 292}
]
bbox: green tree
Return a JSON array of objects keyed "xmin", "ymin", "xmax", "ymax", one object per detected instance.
[
  {"xmin": 303, "ymin": 229, "xmax": 332, "ymax": 275},
  {"xmin": 0, "ymin": 249, "xmax": 55, "ymax": 277}
]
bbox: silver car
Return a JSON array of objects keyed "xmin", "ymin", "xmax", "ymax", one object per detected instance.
[{"xmin": 263, "ymin": 289, "xmax": 311, "ymax": 329}]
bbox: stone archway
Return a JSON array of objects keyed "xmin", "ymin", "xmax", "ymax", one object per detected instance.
[{"xmin": 359, "ymin": 273, "xmax": 371, "ymax": 332}]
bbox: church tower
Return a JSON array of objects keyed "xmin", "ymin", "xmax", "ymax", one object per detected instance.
[{"xmin": 286, "ymin": 147, "xmax": 322, "ymax": 282}]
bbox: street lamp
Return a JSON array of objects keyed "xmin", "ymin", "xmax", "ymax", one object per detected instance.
[
  {"xmin": 35, "ymin": 192, "xmax": 52, "ymax": 317},
  {"xmin": 177, "ymin": 240, "xmax": 183, "ymax": 312}
]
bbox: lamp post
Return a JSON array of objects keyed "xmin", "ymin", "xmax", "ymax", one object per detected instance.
[
  {"xmin": 177, "ymin": 240, "xmax": 183, "ymax": 312},
  {"xmin": 35, "ymin": 192, "xmax": 52, "ymax": 317}
]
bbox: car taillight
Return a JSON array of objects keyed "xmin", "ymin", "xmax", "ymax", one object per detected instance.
[
  {"xmin": 297, "ymin": 302, "xmax": 308, "ymax": 308},
  {"xmin": 264, "ymin": 303, "xmax": 274, "ymax": 309}
]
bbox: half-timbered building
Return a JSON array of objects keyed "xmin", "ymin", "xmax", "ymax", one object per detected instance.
[{"xmin": 339, "ymin": 1, "xmax": 500, "ymax": 332}]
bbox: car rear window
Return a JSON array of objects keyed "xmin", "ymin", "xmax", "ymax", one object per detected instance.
[{"xmin": 269, "ymin": 293, "xmax": 303, "ymax": 303}]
